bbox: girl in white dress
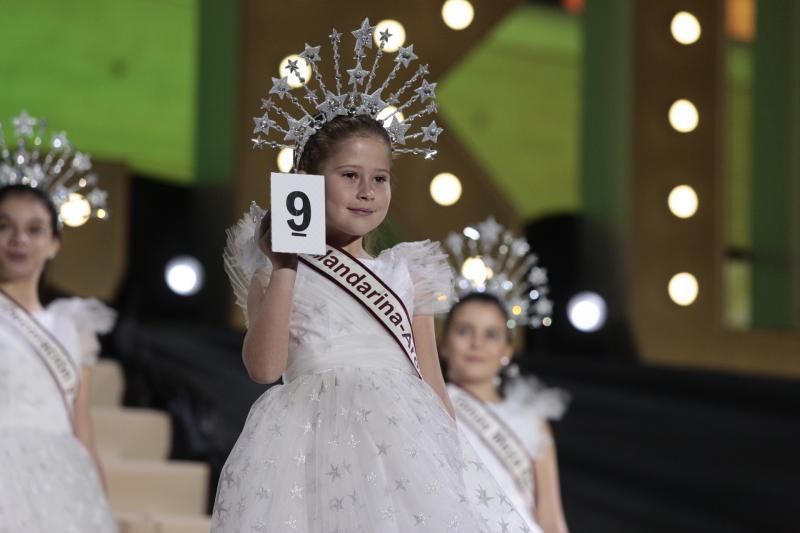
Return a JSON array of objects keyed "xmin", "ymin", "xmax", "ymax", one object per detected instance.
[
  {"xmin": 213, "ymin": 109, "xmax": 532, "ymax": 531},
  {"xmin": 442, "ymin": 292, "xmax": 569, "ymax": 533},
  {"xmin": 0, "ymin": 184, "xmax": 118, "ymax": 533}
]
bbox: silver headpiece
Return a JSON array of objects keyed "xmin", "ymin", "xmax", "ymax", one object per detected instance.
[
  {"xmin": 444, "ymin": 217, "xmax": 553, "ymax": 329},
  {"xmin": 0, "ymin": 110, "xmax": 109, "ymax": 227},
  {"xmin": 251, "ymin": 18, "xmax": 442, "ymax": 169}
]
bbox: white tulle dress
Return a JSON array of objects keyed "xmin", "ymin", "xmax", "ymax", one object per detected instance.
[
  {"xmin": 211, "ymin": 206, "xmax": 531, "ymax": 533},
  {"xmin": 0, "ymin": 297, "xmax": 118, "ymax": 533},
  {"xmin": 449, "ymin": 377, "xmax": 568, "ymax": 532}
]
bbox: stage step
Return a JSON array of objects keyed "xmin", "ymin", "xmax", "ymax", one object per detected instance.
[
  {"xmin": 105, "ymin": 458, "xmax": 209, "ymax": 515},
  {"xmin": 94, "ymin": 406, "xmax": 172, "ymax": 461}
]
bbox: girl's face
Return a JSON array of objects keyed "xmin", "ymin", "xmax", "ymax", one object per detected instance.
[
  {"xmin": 443, "ymin": 301, "xmax": 513, "ymax": 386},
  {"xmin": 0, "ymin": 194, "xmax": 60, "ymax": 283},
  {"xmin": 320, "ymin": 135, "xmax": 392, "ymax": 245}
]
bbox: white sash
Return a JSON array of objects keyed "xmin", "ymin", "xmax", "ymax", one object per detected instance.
[
  {"xmin": 0, "ymin": 290, "xmax": 79, "ymax": 415},
  {"xmin": 299, "ymin": 246, "xmax": 421, "ymax": 378},
  {"xmin": 450, "ymin": 384, "xmax": 534, "ymax": 498}
]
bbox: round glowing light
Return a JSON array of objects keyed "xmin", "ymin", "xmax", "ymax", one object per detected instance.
[
  {"xmin": 671, "ymin": 11, "xmax": 702, "ymax": 45},
  {"xmin": 463, "ymin": 226, "xmax": 480, "ymax": 240},
  {"xmin": 461, "ymin": 256, "xmax": 488, "ymax": 286},
  {"xmin": 668, "ymin": 185, "xmax": 699, "ymax": 218},
  {"xmin": 442, "ymin": 0, "xmax": 475, "ymax": 30},
  {"xmin": 165, "ymin": 256, "xmax": 204, "ymax": 296},
  {"xmin": 376, "ymin": 105, "xmax": 405, "ymax": 128},
  {"xmin": 567, "ymin": 292, "xmax": 607, "ymax": 332},
  {"xmin": 373, "ymin": 19, "xmax": 406, "ymax": 53},
  {"xmin": 511, "ymin": 305, "xmax": 523, "ymax": 316},
  {"xmin": 96, "ymin": 208, "xmax": 108, "ymax": 220},
  {"xmin": 668, "ymin": 272, "xmax": 699, "ymax": 306},
  {"xmin": 277, "ymin": 147, "xmax": 294, "ymax": 173},
  {"xmin": 430, "ymin": 172, "xmax": 462, "ymax": 206},
  {"xmin": 542, "ymin": 317, "xmax": 552, "ymax": 327},
  {"xmin": 669, "ymin": 99, "xmax": 699, "ymax": 133},
  {"xmin": 59, "ymin": 193, "xmax": 92, "ymax": 227},
  {"xmin": 278, "ymin": 54, "xmax": 311, "ymax": 89}
]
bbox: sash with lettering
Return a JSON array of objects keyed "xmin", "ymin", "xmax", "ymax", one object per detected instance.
[
  {"xmin": 299, "ymin": 246, "xmax": 421, "ymax": 378},
  {"xmin": 449, "ymin": 383, "xmax": 534, "ymax": 499},
  {"xmin": 0, "ymin": 289, "xmax": 79, "ymax": 420}
]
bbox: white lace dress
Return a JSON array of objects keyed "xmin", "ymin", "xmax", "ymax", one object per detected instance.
[
  {"xmin": 449, "ymin": 378, "xmax": 568, "ymax": 532},
  {"xmin": 211, "ymin": 207, "xmax": 531, "ymax": 533},
  {"xmin": 0, "ymin": 297, "xmax": 118, "ymax": 533}
]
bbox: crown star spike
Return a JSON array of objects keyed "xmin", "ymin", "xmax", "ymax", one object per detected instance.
[
  {"xmin": 253, "ymin": 113, "xmax": 277, "ymax": 135},
  {"xmin": 444, "ymin": 218, "xmax": 553, "ymax": 329},
  {"xmin": 351, "ymin": 18, "xmax": 376, "ymax": 54},
  {"xmin": 1, "ymin": 111, "xmax": 110, "ymax": 226},
  {"xmin": 420, "ymin": 120, "xmax": 444, "ymax": 143},
  {"xmin": 387, "ymin": 117, "xmax": 411, "ymax": 145}
]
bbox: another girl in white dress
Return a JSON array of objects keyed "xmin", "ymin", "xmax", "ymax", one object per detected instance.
[
  {"xmin": 440, "ymin": 217, "xmax": 569, "ymax": 532},
  {"xmin": 0, "ymin": 184, "xmax": 118, "ymax": 533}
]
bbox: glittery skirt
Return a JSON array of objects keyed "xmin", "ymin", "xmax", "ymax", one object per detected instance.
[
  {"xmin": 0, "ymin": 428, "xmax": 118, "ymax": 533},
  {"xmin": 210, "ymin": 366, "xmax": 530, "ymax": 533}
]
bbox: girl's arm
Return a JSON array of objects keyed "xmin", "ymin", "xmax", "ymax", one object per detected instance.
[
  {"xmin": 73, "ymin": 367, "xmax": 107, "ymax": 491},
  {"xmin": 533, "ymin": 421, "xmax": 569, "ymax": 533},
  {"xmin": 242, "ymin": 261, "xmax": 297, "ymax": 383},
  {"xmin": 412, "ymin": 314, "xmax": 455, "ymax": 419}
]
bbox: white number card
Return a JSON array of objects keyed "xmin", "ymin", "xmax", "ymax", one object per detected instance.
[{"xmin": 270, "ymin": 172, "xmax": 326, "ymax": 255}]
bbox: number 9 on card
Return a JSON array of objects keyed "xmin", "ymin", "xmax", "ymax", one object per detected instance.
[{"xmin": 270, "ymin": 172, "xmax": 326, "ymax": 255}]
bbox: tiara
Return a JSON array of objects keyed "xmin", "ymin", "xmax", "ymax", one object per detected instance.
[
  {"xmin": 444, "ymin": 217, "xmax": 553, "ymax": 329},
  {"xmin": 250, "ymin": 18, "xmax": 442, "ymax": 170},
  {"xmin": 0, "ymin": 111, "xmax": 109, "ymax": 226}
]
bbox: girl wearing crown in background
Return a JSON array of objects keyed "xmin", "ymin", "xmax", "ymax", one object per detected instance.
[
  {"xmin": 441, "ymin": 218, "xmax": 569, "ymax": 533},
  {"xmin": 213, "ymin": 19, "xmax": 530, "ymax": 533},
  {"xmin": 0, "ymin": 112, "xmax": 118, "ymax": 532}
]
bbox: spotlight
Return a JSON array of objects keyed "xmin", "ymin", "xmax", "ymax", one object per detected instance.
[
  {"xmin": 373, "ymin": 20, "xmax": 406, "ymax": 52},
  {"xmin": 165, "ymin": 256, "xmax": 204, "ymax": 296},
  {"xmin": 59, "ymin": 193, "xmax": 92, "ymax": 227},
  {"xmin": 668, "ymin": 272, "xmax": 699, "ymax": 306},
  {"xmin": 430, "ymin": 172, "xmax": 462, "ymax": 206},
  {"xmin": 671, "ymin": 11, "xmax": 702, "ymax": 45},
  {"xmin": 442, "ymin": 0, "xmax": 475, "ymax": 30},
  {"xmin": 669, "ymin": 99, "xmax": 699, "ymax": 133},
  {"xmin": 278, "ymin": 54, "xmax": 311, "ymax": 89},
  {"xmin": 668, "ymin": 185, "xmax": 699, "ymax": 218},
  {"xmin": 277, "ymin": 147, "xmax": 294, "ymax": 173},
  {"xmin": 567, "ymin": 292, "xmax": 607, "ymax": 332}
]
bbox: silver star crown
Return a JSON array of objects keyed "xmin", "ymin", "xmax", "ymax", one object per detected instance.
[
  {"xmin": 251, "ymin": 18, "xmax": 442, "ymax": 169},
  {"xmin": 444, "ymin": 217, "xmax": 553, "ymax": 329},
  {"xmin": 0, "ymin": 111, "xmax": 109, "ymax": 225}
]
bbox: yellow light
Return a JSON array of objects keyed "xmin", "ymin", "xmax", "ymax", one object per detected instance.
[
  {"xmin": 669, "ymin": 99, "xmax": 699, "ymax": 133},
  {"xmin": 671, "ymin": 11, "xmax": 702, "ymax": 45},
  {"xmin": 442, "ymin": 0, "xmax": 474, "ymax": 30},
  {"xmin": 376, "ymin": 105, "xmax": 405, "ymax": 128},
  {"xmin": 430, "ymin": 172, "xmax": 462, "ymax": 206},
  {"xmin": 277, "ymin": 147, "xmax": 294, "ymax": 173},
  {"xmin": 668, "ymin": 272, "xmax": 699, "ymax": 306},
  {"xmin": 668, "ymin": 185, "xmax": 699, "ymax": 218},
  {"xmin": 278, "ymin": 54, "xmax": 311, "ymax": 89},
  {"xmin": 59, "ymin": 193, "xmax": 92, "ymax": 227},
  {"xmin": 461, "ymin": 256, "xmax": 488, "ymax": 285},
  {"xmin": 542, "ymin": 317, "xmax": 552, "ymax": 327},
  {"xmin": 96, "ymin": 208, "xmax": 108, "ymax": 219},
  {"xmin": 374, "ymin": 20, "xmax": 406, "ymax": 53},
  {"xmin": 511, "ymin": 305, "xmax": 522, "ymax": 316}
]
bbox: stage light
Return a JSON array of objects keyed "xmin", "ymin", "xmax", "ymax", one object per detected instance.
[
  {"xmin": 374, "ymin": 20, "xmax": 406, "ymax": 52},
  {"xmin": 277, "ymin": 147, "xmax": 294, "ymax": 173},
  {"xmin": 430, "ymin": 172, "xmax": 462, "ymax": 206},
  {"xmin": 668, "ymin": 185, "xmax": 699, "ymax": 218},
  {"xmin": 669, "ymin": 99, "xmax": 699, "ymax": 132},
  {"xmin": 278, "ymin": 54, "xmax": 311, "ymax": 89},
  {"xmin": 567, "ymin": 292, "xmax": 607, "ymax": 332},
  {"xmin": 376, "ymin": 105, "xmax": 405, "ymax": 128},
  {"xmin": 165, "ymin": 256, "xmax": 204, "ymax": 296},
  {"xmin": 60, "ymin": 193, "xmax": 92, "ymax": 227},
  {"xmin": 671, "ymin": 11, "xmax": 702, "ymax": 45},
  {"xmin": 668, "ymin": 272, "xmax": 699, "ymax": 306},
  {"xmin": 96, "ymin": 208, "xmax": 108, "ymax": 219},
  {"xmin": 442, "ymin": 0, "xmax": 474, "ymax": 30}
]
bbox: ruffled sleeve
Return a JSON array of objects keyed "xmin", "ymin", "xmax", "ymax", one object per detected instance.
[
  {"xmin": 389, "ymin": 240, "xmax": 455, "ymax": 315},
  {"xmin": 223, "ymin": 202, "xmax": 273, "ymax": 322},
  {"xmin": 46, "ymin": 298, "xmax": 117, "ymax": 367},
  {"xmin": 503, "ymin": 374, "xmax": 569, "ymax": 457}
]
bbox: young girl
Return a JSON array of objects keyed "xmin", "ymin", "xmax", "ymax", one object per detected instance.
[
  {"xmin": 214, "ymin": 109, "xmax": 533, "ymax": 530},
  {"xmin": 0, "ymin": 184, "xmax": 118, "ymax": 532},
  {"xmin": 442, "ymin": 292, "xmax": 569, "ymax": 533}
]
